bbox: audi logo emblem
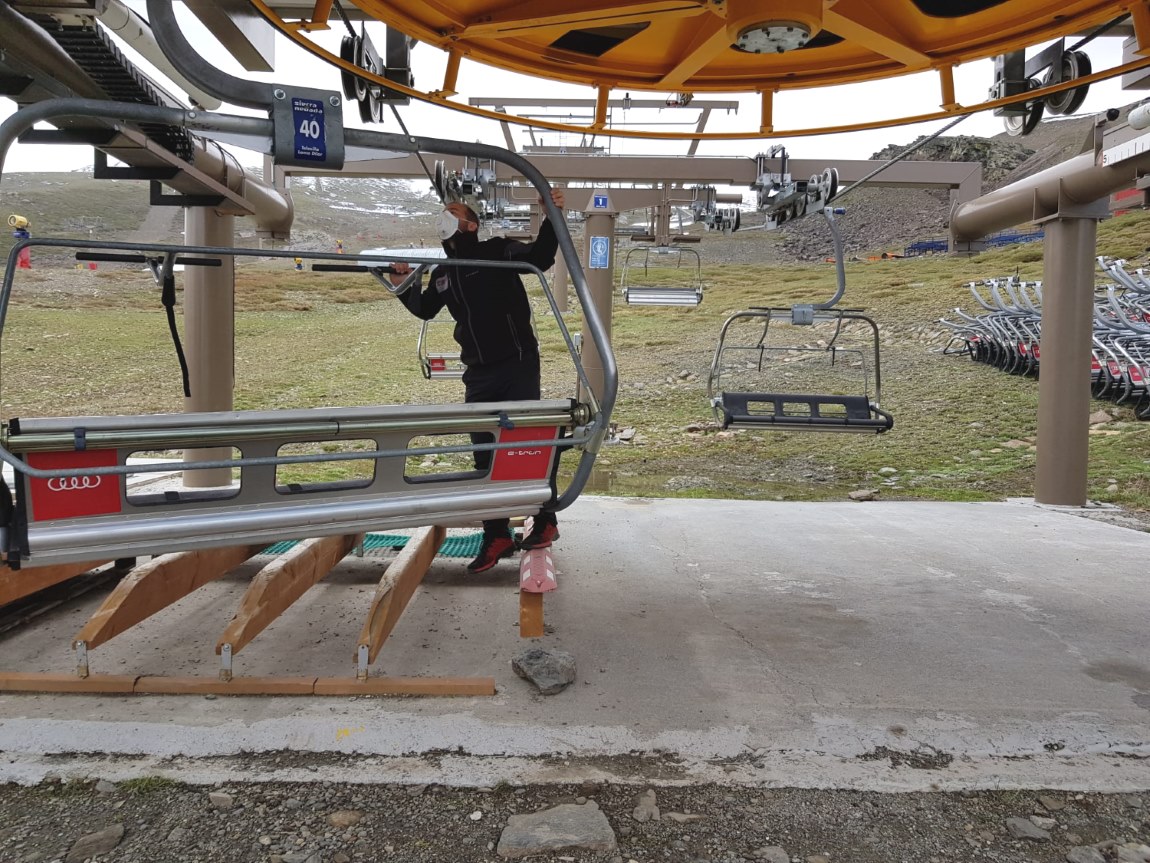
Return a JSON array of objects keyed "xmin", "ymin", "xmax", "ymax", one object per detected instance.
[{"xmin": 46, "ymin": 475, "xmax": 103, "ymax": 492}]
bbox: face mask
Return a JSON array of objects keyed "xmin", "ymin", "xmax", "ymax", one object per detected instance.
[{"xmin": 436, "ymin": 209, "xmax": 461, "ymax": 241}]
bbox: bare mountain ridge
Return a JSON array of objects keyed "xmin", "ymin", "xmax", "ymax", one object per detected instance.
[{"xmin": 774, "ymin": 109, "xmax": 1118, "ymax": 261}]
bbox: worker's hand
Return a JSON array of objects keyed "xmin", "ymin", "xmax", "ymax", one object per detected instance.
[
  {"xmin": 538, "ymin": 189, "xmax": 564, "ymax": 211},
  {"xmin": 389, "ymin": 261, "xmax": 412, "ymax": 287}
]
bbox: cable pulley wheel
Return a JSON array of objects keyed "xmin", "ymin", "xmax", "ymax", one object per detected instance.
[
  {"xmin": 1003, "ymin": 79, "xmax": 1044, "ymax": 137},
  {"xmin": 1044, "ymin": 50, "xmax": 1091, "ymax": 116},
  {"xmin": 433, "ymin": 160, "xmax": 447, "ymax": 202},
  {"xmin": 821, "ymin": 168, "xmax": 839, "ymax": 202}
]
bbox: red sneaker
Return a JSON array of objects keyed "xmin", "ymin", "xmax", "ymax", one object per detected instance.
[
  {"xmin": 518, "ymin": 521, "xmax": 559, "ymax": 550},
  {"xmin": 466, "ymin": 535, "xmax": 517, "ymax": 573}
]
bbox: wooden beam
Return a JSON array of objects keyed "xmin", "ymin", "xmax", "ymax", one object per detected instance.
[
  {"xmin": 356, "ymin": 525, "xmax": 445, "ymax": 672},
  {"xmin": 74, "ymin": 545, "xmax": 262, "ymax": 651},
  {"xmin": 519, "ymin": 591, "xmax": 544, "ymax": 638},
  {"xmin": 0, "ymin": 560, "xmax": 110, "ymax": 607},
  {"xmin": 0, "ymin": 672, "xmax": 494, "ymax": 696},
  {"xmin": 315, "ymin": 676, "xmax": 495, "ymax": 696},
  {"xmin": 0, "ymin": 672, "xmax": 137, "ymax": 693},
  {"xmin": 217, "ymin": 533, "xmax": 362, "ymax": 658},
  {"xmin": 135, "ymin": 675, "xmax": 316, "ymax": 695}
]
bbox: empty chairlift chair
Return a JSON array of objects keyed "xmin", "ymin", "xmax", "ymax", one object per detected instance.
[
  {"xmin": 620, "ymin": 245, "xmax": 704, "ymax": 307},
  {"xmin": 706, "ymin": 206, "xmax": 893, "ymax": 434},
  {"xmin": 707, "ymin": 307, "xmax": 893, "ymax": 433}
]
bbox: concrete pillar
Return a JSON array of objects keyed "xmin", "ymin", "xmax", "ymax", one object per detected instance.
[
  {"xmin": 1034, "ymin": 217, "xmax": 1098, "ymax": 506},
  {"xmin": 578, "ymin": 189, "xmax": 616, "ymax": 405},
  {"xmin": 182, "ymin": 207, "xmax": 235, "ymax": 488}
]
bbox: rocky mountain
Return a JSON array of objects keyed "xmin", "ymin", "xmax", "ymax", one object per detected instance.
[{"xmin": 774, "ymin": 110, "xmax": 1109, "ymax": 262}]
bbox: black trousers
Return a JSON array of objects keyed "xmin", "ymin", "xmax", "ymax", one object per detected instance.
[{"xmin": 463, "ymin": 354, "xmax": 557, "ymax": 537}]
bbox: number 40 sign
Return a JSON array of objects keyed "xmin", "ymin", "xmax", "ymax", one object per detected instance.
[{"xmin": 291, "ymin": 98, "xmax": 327, "ymax": 163}]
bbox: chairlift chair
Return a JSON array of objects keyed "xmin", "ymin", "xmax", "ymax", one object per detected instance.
[
  {"xmin": 619, "ymin": 244, "xmax": 703, "ymax": 307},
  {"xmin": 417, "ymin": 317, "xmax": 465, "ymax": 380},
  {"xmin": 707, "ymin": 307, "xmax": 893, "ymax": 433},
  {"xmin": 0, "ymin": 235, "xmax": 610, "ymax": 568},
  {"xmin": 706, "ymin": 207, "xmax": 893, "ymax": 434}
]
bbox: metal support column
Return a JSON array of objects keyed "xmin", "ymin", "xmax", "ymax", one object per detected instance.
[
  {"xmin": 578, "ymin": 189, "xmax": 616, "ymax": 405},
  {"xmin": 552, "ymin": 251, "xmax": 569, "ymax": 314},
  {"xmin": 182, "ymin": 207, "xmax": 236, "ymax": 487},
  {"xmin": 655, "ymin": 185, "xmax": 672, "ymax": 245},
  {"xmin": 1034, "ymin": 216, "xmax": 1099, "ymax": 505}
]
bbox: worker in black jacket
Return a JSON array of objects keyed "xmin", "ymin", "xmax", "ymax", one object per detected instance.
[{"xmin": 390, "ymin": 189, "xmax": 564, "ymax": 572}]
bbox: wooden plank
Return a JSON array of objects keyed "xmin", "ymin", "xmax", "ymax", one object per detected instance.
[
  {"xmin": 314, "ymin": 676, "xmax": 496, "ymax": 696},
  {"xmin": 0, "ymin": 560, "xmax": 111, "ymax": 607},
  {"xmin": 519, "ymin": 591, "xmax": 544, "ymax": 638},
  {"xmin": 0, "ymin": 673, "xmax": 493, "ymax": 696},
  {"xmin": 135, "ymin": 676, "xmax": 317, "ymax": 695},
  {"xmin": 217, "ymin": 533, "xmax": 362, "ymax": 656},
  {"xmin": 74, "ymin": 545, "xmax": 262, "ymax": 650},
  {"xmin": 0, "ymin": 672, "xmax": 137, "ymax": 693},
  {"xmin": 356, "ymin": 525, "xmax": 445, "ymax": 665}
]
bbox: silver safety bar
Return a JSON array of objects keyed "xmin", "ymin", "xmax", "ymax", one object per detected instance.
[{"xmin": 622, "ymin": 287, "xmax": 703, "ymax": 307}]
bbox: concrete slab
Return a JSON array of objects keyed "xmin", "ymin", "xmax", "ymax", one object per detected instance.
[{"xmin": 1, "ymin": 497, "xmax": 1149, "ymax": 792}]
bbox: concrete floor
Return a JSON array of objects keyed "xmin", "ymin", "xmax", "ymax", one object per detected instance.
[{"xmin": 1, "ymin": 497, "xmax": 1149, "ymax": 791}]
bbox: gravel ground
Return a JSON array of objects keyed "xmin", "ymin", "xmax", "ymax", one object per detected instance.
[{"xmin": 1, "ymin": 774, "xmax": 1148, "ymax": 863}]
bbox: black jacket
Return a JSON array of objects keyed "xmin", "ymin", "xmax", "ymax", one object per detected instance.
[{"xmin": 399, "ymin": 219, "xmax": 559, "ymax": 367}]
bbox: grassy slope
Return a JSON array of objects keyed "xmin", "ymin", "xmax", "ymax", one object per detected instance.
[{"xmin": 2, "ymin": 209, "xmax": 1149, "ymax": 510}]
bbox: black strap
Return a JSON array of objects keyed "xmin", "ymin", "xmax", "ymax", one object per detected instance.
[{"xmin": 155, "ymin": 258, "xmax": 191, "ymax": 398}]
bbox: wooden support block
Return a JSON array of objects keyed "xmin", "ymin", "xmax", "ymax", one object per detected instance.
[
  {"xmin": 0, "ymin": 560, "xmax": 111, "ymax": 607},
  {"xmin": 134, "ymin": 676, "xmax": 317, "ymax": 695},
  {"xmin": 75, "ymin": 544, "xmax": 262, "ymax": 651},
  {"xmin": 314, "ymin": 676, "xmax": 496, "ymax": 696},
  {"xmin": 356, "ymin": 525, "xmax": 445, "ymax": 667},
  {"xmin": 0, "ymin": 672, "xmax": 137, "ymax": 693},
  {"xmin": 519, "ymin": 591, "xmax": 544, "ymax": 638},
  {"xmin": 217, "ymin": 533, "xmax": 362, "ymax": 657}
]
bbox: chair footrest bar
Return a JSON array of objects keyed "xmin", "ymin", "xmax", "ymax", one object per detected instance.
[{"xmin": 718, "ymin": 392, "xmax": 893, "ymax": 433}]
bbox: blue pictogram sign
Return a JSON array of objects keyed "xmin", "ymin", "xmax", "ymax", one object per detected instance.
[{"xmin": 589, "ymin": 236, "xmax": 610, "ymax": 269}]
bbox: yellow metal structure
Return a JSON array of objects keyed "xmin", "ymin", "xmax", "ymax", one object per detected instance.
[{"xmin": 254, "ymin": 0, "xmax": 1150, "ymax": 138}]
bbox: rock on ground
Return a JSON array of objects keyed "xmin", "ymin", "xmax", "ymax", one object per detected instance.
[
  {"xmin": 511, "ymin": 647, "xmax": 577, "ymax": 695},
  {"xmin": 496, "ymin": 802, "xmax": 617, "ymax": 859},
  {"xmin": 632, "ymin": 789, "xmax": 660, "ymax": 823},
  {"xmin": 65, "ymin": 823, "xmax": 124, "ymax": 863}
]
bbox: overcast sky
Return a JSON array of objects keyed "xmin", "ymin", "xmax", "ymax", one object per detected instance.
[{"xmin": 0, "ymin": 3, "xmax": 1136, "ymax": 174}]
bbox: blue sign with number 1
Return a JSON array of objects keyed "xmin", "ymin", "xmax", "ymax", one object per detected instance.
[
  {"xmin": 593, "ymin": 194, "xmax": 608, "ymax": 209},
  {"xmin": 292, "ymin": 98, "xmax": 327, "ymax": 162}
]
